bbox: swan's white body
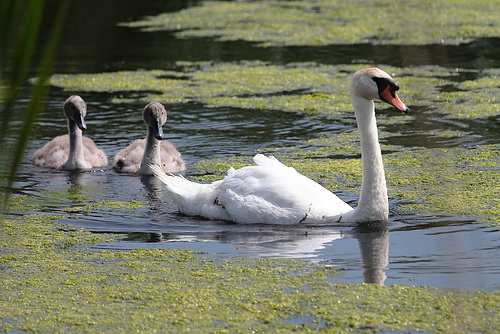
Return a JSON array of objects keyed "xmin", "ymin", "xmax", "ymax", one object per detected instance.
[
  {"xmin": 153, "ymin": 154, "xmax": 353, "ymax": 224},
  {"xmin": 151, "ymin": 67, "xmax": 409, "ymax": 224},
  {"xmin": 32, "ymin": 95, "xmax": 107, "ymax": 170},
  {"xmin": 113, "ymin": 101, "xmax": 185, "ymax": 175}
]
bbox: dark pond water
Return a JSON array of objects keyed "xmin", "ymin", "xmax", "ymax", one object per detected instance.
[{"xmin": 8, "ymin": 0, "xmax": 500, "ymax": 291}]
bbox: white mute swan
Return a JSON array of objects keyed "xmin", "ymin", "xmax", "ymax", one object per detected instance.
[
  {"xmin": 150, "ymin": 67, "xmax": 409, "ymax": 224},
  {"xmin": 32, "ymin": 95, "xmax": 108, "ymax": 170},
  {"xmin": 113, "ymin": 101, "xmax": 185, "ymax": 175}
]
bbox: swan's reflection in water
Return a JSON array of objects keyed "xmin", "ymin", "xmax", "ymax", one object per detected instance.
[
  {"xmin": 140, "ymin": 225, "xmax": 388, "ymax": 285},
  {"xmin": 140, "ymin": 175, "xmax": 389, "ymax": 284},
  {"xmin": 353, "ymin": 222, "xmax": 389, "ymax": 285},
  {"xmin": 36, "ymin": 172, "xmax": 390, "ymax": 285},
  {"xmin": 123, "ymin": 177, "xmax": 390, "ymax": 285},
  {"xmin": 218, "ymin": 229, "xmax": 343, "ymax": 259}
]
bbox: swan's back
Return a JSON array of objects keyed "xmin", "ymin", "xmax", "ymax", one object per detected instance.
[
  {"xmin": 218, "ymin": 155, "xmax": 353, "ymax": 224},
  {"xmin": 151, "ymin": 154, "xmax": 353, "ymax": 224}
]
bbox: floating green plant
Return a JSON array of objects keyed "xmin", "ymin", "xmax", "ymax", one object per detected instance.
[
  {"xmin": 1, "ymin": 206, "xmax": 499, "ymax": 333},
  {"xmin": 49, "ymin": 62, "xmax": 498, "ymax": 121},
  {"xmin": 386, "ymin": 145, "xmax": 500, "ymax": 225},
  {"xmin": 120, "ymin": 0, "xmax": 498, "ymax": 46},
  {"xmin": 65, "ymin": 199, "xmax": 146, "ymax": 213},
  {"xmin": 437, "ymin": 69, "xmax": 500, "ymax": 119},
  {"xmin": 4, "ymin": 195, "xmax": 40, "ymax": 212}
]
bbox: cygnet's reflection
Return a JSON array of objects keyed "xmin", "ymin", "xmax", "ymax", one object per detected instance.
[
  {"xmin": 30, "ymin": 169, "xmax": 85, "ymax": 200},
  {"xmin": 67, "ymin": 170, "xmax": 84, "ymax": 185},
  {"xmin": 140, "ymin": 174, "xmax": 164, "ymax": 199}
]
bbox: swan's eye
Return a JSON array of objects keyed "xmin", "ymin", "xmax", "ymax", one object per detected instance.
[{"xmin": 389, "ymin": 82, "xmax": 400, "ymax": 92}]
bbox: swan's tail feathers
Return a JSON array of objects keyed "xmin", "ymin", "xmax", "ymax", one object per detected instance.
[
  {"xmin": 149, "ymin": 163, "xmax": 189, "ymax": 193},
  {"xmin": 148, "ymin": 163, "xmax": 229, "ymax": 220},
  {"xmin": 149, "ymin": 163, "xmax": 173, "ymax": 183},
  {"xmin": 253, "ymin": 154, "xmax": 297, "ymax": 173},
  {"xmin": 149, "ymin": 162, "xmax": 219, "ymax": 198}
]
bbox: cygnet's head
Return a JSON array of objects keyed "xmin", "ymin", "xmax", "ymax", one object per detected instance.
[
  {"xmin": 63, "ymin": 95, "xmax": 88, "ymax": 130},
  {"xmin": 143, "ymin": 101, "xmax": 167, "ymax": 140},
  {"xmin": 350, "ymin": 67, "xmax": 409, "ymax": 113}
]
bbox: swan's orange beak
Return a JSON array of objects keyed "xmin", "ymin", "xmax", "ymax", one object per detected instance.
[{"xmin": 380, "ymin": 86, "xmax": 410, "ymax": 114}]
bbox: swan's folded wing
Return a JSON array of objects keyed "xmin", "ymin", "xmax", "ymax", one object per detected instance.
[
  {"xmin": 253, "ymin": 154, "xmax": 297, "ymax": 173},
  {"xmin": 218, "ymin": 163, "xmax": 352, "ymax": 224}
]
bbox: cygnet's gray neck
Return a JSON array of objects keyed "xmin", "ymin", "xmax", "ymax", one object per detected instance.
[
  {"xmin": 63, "ymin": 120, "xmax": 86, "ymax": 169},
  {"xmin": 140, "ymin": 126, "xmax": 161, "ymax": 172}
]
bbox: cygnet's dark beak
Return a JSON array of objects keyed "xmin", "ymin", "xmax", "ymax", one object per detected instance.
[
  {"xmin": 153, "ymin": 120, "xmax": 163, "ymax": 140},
  {"xmin": 75, "ymin": 113, "xmax": 87, "ymax": 130}
]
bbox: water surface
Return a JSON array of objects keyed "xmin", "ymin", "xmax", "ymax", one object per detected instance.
[{"xmin": 10, "ymin": 0, "xmax": 500, "ymax": 291}]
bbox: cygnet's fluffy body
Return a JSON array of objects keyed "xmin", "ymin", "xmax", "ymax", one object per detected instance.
[
  {"xmin": 32, "ymin": 95, "xmax": 107, "ymax": 170},
  {"xmin": 113, "ymin": 101, "xmax": 185, "ymax": 175}
]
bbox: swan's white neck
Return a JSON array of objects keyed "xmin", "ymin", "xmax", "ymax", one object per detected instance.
[
  {"xmin": 348, "ymin": 97, "xmax": 388, "ymax": 222},
  {"xmin": 139, "ymin": 126, "xmax": 161, "ymax": 173},
  {"xmin": 63, "ymin": 120, "xmax": 88, "ymax": 170}
]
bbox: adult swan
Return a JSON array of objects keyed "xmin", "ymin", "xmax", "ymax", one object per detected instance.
[{"xmin": 150, "ymin": 67, "xmax": 409, "ymax": 224}]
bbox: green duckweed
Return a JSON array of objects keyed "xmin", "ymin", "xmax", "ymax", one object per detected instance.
[
  {"xmin": 386, "ymin": 145, "xmax": 500, "ymax": 225},
  {"xmin": 1, "ymin": 203, "xmax": 499, "ymax": 333},
  {"xmin": 49, "ymin": 62, "xmax": 499, "ymax": 121},
  {"xmin": 65, "ymin": 200, "xmax": 147, "ymax": 212},
  {"xmin": 120, "ymin": 0, "xmax": 498, "ymax": 46}
]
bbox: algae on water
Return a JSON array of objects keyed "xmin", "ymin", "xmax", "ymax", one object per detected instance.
[
  {"xmin": 49, "ymin": 63, "xmax": 500, "ymax": 121},
  {"xmin": 386, "ymin": 145, "xmax": 500, "ymax": 225},
  {"xmin": 1, "ymin": 204, "xmax": 499, "ymax": 333},
  {"xmin": 119, "ymin": 0, "xmax": 498, "ymax": 46}
]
